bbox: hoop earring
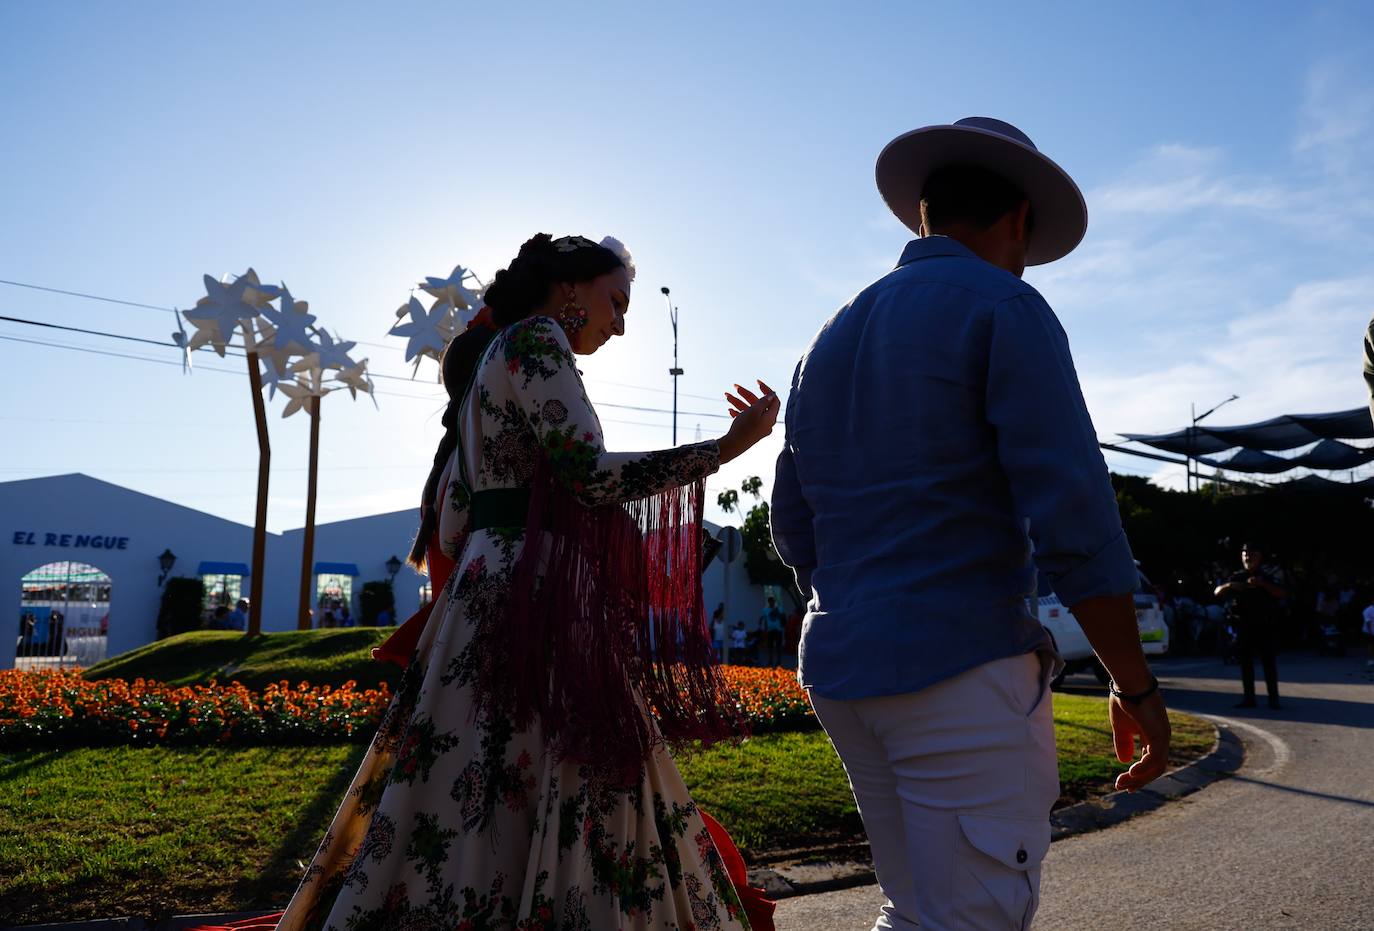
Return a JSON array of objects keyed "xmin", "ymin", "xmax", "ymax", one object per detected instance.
[{"xmin": 557, "ymin": 296, "xmax": 588, "ymax": 334}]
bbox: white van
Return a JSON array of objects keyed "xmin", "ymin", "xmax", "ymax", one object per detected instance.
[{"xmin": 1032, "ymin": 568, "xmax": 1168, "ymax": 687}]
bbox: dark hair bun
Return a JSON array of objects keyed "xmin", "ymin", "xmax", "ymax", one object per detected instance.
[
  {"xmin": 482, "ymin": 232, "xmax": 626, "ymax": 326},
  {"xmin": 482, "ymin": 233, "xmax": 559, "ymax": 323}
]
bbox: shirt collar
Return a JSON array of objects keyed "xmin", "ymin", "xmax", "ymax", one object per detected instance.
[{"xmin": 896, "ymin": 235, "xmax": 979, "ymax": 268}]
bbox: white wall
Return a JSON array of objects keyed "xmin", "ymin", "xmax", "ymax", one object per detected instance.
[
  {"xmin": 1, "ymin": 474, "xmax": 259, "ymax": 667},
  {"xmin": 700, "ymin": 520, "xmax": 773, "ymax": 632},
  {"xmin": 1, "ymin": 476, "xmax": 769, "ymax": 669},
  {"xmin": 277, "ymin": 509, "xmax": 430, "ymax": 623}
]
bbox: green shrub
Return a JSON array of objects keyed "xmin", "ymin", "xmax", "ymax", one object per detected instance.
[
  {"xmin": 358, "ymin": 580, "xmax": 394, "ymax": 626},
  {"xmin": 157, "ymin": 577, "xmax": 205, "ymax": 639}
]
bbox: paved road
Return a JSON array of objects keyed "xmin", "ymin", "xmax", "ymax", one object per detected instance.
[{"xmin": 774, "ymin": 652, "xmax": 1374, "ymax": 930}]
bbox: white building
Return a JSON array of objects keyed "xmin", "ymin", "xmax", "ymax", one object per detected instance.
[{"xmin": 2, "ymin": 473, "xmax": 769, "ymax": 670}]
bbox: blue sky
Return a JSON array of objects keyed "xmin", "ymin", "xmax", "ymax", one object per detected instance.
[{"xmin": 3, "ymin": 1, "xmax": 1374, "ymax": 531}]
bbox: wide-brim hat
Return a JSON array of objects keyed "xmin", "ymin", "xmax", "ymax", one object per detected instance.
[{"xmin": 875, "ymin": 116, "xmax": 1087, "ymax": 266}]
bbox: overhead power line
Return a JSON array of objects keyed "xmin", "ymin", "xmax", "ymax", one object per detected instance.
[
  {"xmin": 0, "ymin": 277, "xmax": 742, "ymax": 401},
  {"xmin": 0, "ymin": 314, "xmax": 175, "ymax": 348},
  {"xmin": 0, "ymin": 277, "xmax": 174, "ymax": 311},
  {"xmin": 0, "ymin": 329, "xmax": 739, "ymax": 420}
]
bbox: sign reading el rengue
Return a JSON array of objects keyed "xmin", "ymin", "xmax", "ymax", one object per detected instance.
[{"xmin": 11, "ymin": 531, "xmax": 131, "ymax": 550}]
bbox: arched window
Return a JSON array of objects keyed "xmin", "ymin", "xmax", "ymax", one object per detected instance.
[{"xmin": 18, "ymin": 561, "xmax": 112, "ymax": 670}]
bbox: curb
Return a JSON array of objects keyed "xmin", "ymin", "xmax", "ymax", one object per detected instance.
[
  {"xmin": 744, "ymin": 721, "xmax": 1244, "ymax": 900},
  {"xmin": 3, "ymin": 726, "xmax": 1244, "ymax": 927}
]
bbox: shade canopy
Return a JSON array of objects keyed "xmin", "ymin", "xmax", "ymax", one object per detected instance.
[
  {"xmin": 1121, "ymin": 407, "xmax": 1374, "ymax": 456},
  {"xmin": 1120, "ymin": 406, "xmax": 1374, "ymax": 477}
]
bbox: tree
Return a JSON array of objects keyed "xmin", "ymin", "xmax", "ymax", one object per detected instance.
[{"xmin": 718, "ymin": 476, "xmax": 804, "ymax": 611}]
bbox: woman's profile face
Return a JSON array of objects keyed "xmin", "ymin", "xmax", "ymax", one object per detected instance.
[{"xmin": 567, "ymin": 265, "xmax": 631, "ymax": 355}]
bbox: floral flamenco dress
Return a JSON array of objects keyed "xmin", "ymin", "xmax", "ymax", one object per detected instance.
[{"xmin": 267, "ymin": 316, "xmax": 762, "ymax": 931}]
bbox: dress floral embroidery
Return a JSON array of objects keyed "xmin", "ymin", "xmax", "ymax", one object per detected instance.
[{"xmin": 276, "ymin": 316, "xmax": 746, "ymax": 930}]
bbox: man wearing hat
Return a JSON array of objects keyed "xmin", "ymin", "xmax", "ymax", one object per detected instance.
[{"xmin": 770, "ymin": 118, "xmax": 1172, "ymax": 929}]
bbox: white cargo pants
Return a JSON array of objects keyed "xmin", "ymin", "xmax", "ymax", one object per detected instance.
[{"xmin": 809, "ymin": 651, "xmax": 1061, "ymax": 931}]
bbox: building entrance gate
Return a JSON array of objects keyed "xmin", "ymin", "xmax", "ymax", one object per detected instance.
[{"xmin": 18, "ymin": 561, "xmax": 112, "ymax": 670}]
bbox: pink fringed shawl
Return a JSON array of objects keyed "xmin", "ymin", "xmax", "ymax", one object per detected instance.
[{"xmin": 475, "ymin": 457, "xmax": 744, "ymax": 775}]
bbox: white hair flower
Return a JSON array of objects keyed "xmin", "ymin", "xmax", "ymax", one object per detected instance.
[{"xmin": 599, "ymin": 235, "xmax": 636, "ymax": 283}]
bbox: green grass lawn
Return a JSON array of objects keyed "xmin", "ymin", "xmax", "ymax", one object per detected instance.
[
  {"xmin": 0, "ymin": 694, "xmax": 1214, "ymax": 923},
  {"xmin": 84, "ymin": 629, "xmax": 400, "ymax": 691}
]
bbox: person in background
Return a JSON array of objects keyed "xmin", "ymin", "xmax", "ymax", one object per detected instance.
[
  {"xmin": 338, "ymin": 604, "xmax": 355, "ymax": 627},
  {"xmin": 18, "ymin": 612, "xmax": 36, "ymax": 653},
  {"xmin": 1362, "ymin": 597, "xmax": 1374, "ymax": 672},
  {"xmin": 376, "ymin": 605, "xmax": 393, "ymax": 627},
  {"xmin": 712, "ymin": 603, "xmax": 727, "ymax": 662},
  {"xmin": 226, "ymin": 599, "xmax": 248, "ymax": 632},
  {"xmin": 209, "ymin": 605, "xmax": 231, "ymax": 630},
  {"xmin": 759, "ymin": 596, "xmax": 784, "ymax": 666},
  {"xmin": 1215, "ymin": 542, "xmax": 1286, "ymax": 709},
  {"xmin": 731, "ymin": 622, "xmax": 748, "ymax": 665}
]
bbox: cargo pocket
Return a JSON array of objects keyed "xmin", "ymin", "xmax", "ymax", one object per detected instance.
[
  {"xmin": 953, "ymin": 812, "xmax": 1051, "ymax": 930},
  {"xmin": 1024, "ymin": 649, "xmax": 1061, "ymax": 719}
]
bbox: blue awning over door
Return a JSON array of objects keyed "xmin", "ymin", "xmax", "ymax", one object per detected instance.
[
  {"xmin": 313, "ymin": 562, "xmax": 360, "ymax": 576},
  {"xmin": 197, "ymin": 561, "xmax": 251, "ymax": 576}
]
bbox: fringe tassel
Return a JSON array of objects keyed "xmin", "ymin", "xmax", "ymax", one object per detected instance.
[{"xmin": 478, "ymin": 458, "xmax": 744, "ymax": 776}]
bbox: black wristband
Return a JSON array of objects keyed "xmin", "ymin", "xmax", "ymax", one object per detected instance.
[{"xmin": 1109, "ymin": 675, "xmax": 1160, "ymax": 704}]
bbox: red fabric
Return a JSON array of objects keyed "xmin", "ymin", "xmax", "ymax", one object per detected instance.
[
  {"xmin": 700, "ymin": 808, "xmax": 778, "ymax": 931},
  {"xmin": 371, "ymin": 534, "xmax": 454, "ymax": 669},
  {"xmin": 485, "ymin": 459, "xmax": 744, "ymax": 775}
]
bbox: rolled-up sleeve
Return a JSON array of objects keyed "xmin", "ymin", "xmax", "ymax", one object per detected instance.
[
  {"xmin": 986, "ymin": 293, "xmax": 1138, "ymax": 605},
  {"xmin": 771, "ymin": 364, "xmax": 817, "ymax": 598}
]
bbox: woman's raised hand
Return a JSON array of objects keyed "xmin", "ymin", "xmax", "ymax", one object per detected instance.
[{"xmin": 718, "ymin": 380, "xmax": 780, "ymax": 464}]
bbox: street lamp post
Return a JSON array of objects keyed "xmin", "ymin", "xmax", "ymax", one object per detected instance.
[
  {"xmin": 157, "ymin": 549, "xmax": 177, "ymax": 586},
  {"xmin": 661, "ymin": 287, "xmax": 682, "ymax": 445},
  {"xmin": 1189, "ymin": 394, "xmax": 1240, "ymax": 492}
]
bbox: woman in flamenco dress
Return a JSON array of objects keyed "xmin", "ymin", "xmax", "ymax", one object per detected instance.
[{"xmin": 205, "ymin": 233, "xmax": 779, "ymax": 930}]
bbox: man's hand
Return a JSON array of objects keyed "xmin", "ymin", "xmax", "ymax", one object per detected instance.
[{"xmin": 1109, "ymin": 691, "xmax": 1172, "ymax": 791}]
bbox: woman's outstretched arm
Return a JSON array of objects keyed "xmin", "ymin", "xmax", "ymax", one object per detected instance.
[{"xmin": 498, "ymin": 316, "xmax": 775, "ymax": 505}]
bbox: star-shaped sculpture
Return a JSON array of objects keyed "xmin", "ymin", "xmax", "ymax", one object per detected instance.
[
  {"xmin": 420, "ymin": 265, "xmax": 484, "ymax": 311},
  {"xmin": 183, "ymin": 299, "xmax": 229, "ymax": 356},
  {"xmin": 239, "ymin": 269, "xmax": 281, "ymax": 307},
  {"xmin": 183, "ymin": 272, "xmax": 261, "ymax": 344},
  {"xmin": 336, "ymin": 359, "xmax": 376, "ymax": 405},
  {"xmin": 278, "ymin": 379, "xmax": 330, "ymax": 419},
  {"xmin": 257, "ymin": 353, "xmax": 286, "ymax": 398},
  {"xmin": 171, "ymin": 308, "xmax": 192, "ymax": 374},
  {"xmin": 253, "ymin": 320, "xmax": 299, "ymax": 399},
  {"xmin": 388, "ymin": 295, "xmax": 453, "ymax": 363},
  {"xmin": 289, "ymin": 350, "xmax": 323, "ymax": 375},
  {"xmin": 259, "ymin": 286, "xmax": 318, "ymax": 353},
  {"xmin": 314, "ymin": 328, "xmax": 359, "ymax": 371}
]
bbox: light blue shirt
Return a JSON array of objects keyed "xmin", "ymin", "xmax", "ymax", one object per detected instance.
[{"xmin": 772, "ymin": 237, "xmax": 1137, "ymax": 700}]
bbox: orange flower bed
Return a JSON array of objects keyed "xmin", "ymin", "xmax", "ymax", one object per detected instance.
[
  {"xmin": 719, "ymin": 664, "xmax": 815, "ymax": 731},
  {"xmin": 0, "ymin": 669, "xmax": 390, "ymax": 748},
  {"xmin": 0, "ymin": 665, "xmax": 813, "ymax": 749}
]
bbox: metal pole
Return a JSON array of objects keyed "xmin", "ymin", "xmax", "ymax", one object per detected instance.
[
  {"xmin": 297, "ymin": 394, "xmax": 321, "ymax": 630},
  {"xmin": 1189, "ymin": 402, "xmax": 1196, "ymax": 493},
  {"xmin": 1190, "ymin": 394, "xmax": 1240, "ymax": 494},
  {"xmin": 721, "ymin": 554, "xmax": 731, "ymax": 664},
  {"xmin": 245, "ymin": 351, "xmax": 270, "ymax": 637},
  {"xmin": 662, "ymin": 287, "xmax": 682, "ymax": 445}
]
